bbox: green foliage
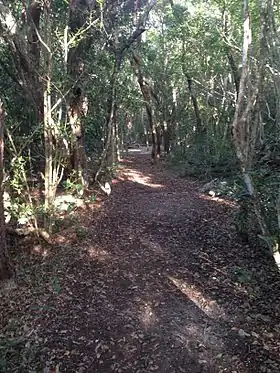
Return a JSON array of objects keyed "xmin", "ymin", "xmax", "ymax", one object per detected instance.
[
  {"xmin": 232, "ymin": 167, "xmax": 280, "ymax": 252},
  {"xmin": 4, "ymin": 155, "xmax": 40, "ymax": 227},
  {"xmin": 89, "ymin": 194, "xmax": 97, "ymax": 203},
  {"xmin": 63, "ymin": 175, "xmax": 84, "ymax": 196},
  {"xmin": 0, "ymin": 0, "xmax": 279, "ymax": 259},
  {"xmin": 9, "ymin": 156, "xmax": 28, "ymax": 195},
  {"xmin": 169, "ymin": 131, "xmax": 237, "ymax": 179},
  {"xmin": 250, "ymin": 168, "xmax": 280, "ymax": 250}
]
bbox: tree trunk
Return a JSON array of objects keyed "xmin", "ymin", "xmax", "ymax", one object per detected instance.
[
  {"xmin": 156, "ymin": 126, "xmax": 161, "ymax": 156},
  {"xmin": 67, "ymin": 1, "xmax": 94, "ymax": 186},
  {"xmin": 67, "ymin": 89, "xmax": 88, "ymax": 185},
  {"xmin": 110, "ymin": 109, "xmax": 116, "ymax": 166},
  {"xmin": 115, "ymin": 105, "xmax": 121, "ymax": 162},
  {"xmin": 42, "ymin": 3, "xmax": 65, "ymax": 233},
  {"xmin": 186, "ymin": 74, "xmax": 203, "ymax": 134},
  {"xmin": 0, "ymin": 1, "xmax": 43, "ymax": 121},
  {"xmin": 232, "ymin": 0, "xmax": 271, "ymax": 254},
  {"xmin": 0, "ymin": 100, "xmax": 13, "ymax": 281},
  {"xmin": 163, "ymin": 121, "xmax": 170, "ymax": 154},
  {"xmin": 227, "ymin": 49, "xmax": 241, "ymax": 98},
  {"xmin": 95, "ymin": 60, "xmax": 118, "ymax": 182},
  {"xmin": 27, "ymin": 0, "xmax": 43, "ymax": 118},
  {"xmin": 132, "ymin": 53, "xmax": 160, "ymax": 159}
]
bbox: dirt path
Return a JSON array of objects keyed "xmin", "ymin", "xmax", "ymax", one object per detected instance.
[{"xmin": 1, "ymin": 152, "xmax": 280, "ymax": 373}]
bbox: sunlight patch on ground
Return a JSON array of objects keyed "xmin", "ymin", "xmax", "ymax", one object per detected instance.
[
  {"xmin": 125, "ymin": 146, "xmax": 151, "ymax": 155},
  {"xmin": 126, "ymin": 148, "xmax": 142, "ymax": 153},
  {"xmin": 124, "ymin": 169, "xmax": 164, "ymax": 189},
  {"xmin": 87, "ymin": 246, "xmax": 110, "ymax": 261},
  {"xmin": 168, "ymin": 276, "xmax": 226, "ymax": 320},
  {"xmin": 199, "ymin": 194, "xmax": 237, "ymax": 208},
  {"xmin": 32, "ymin": 244, "xmax": 49, "ymax": 257},
  {"xmin": 139, "ymin": 301, "xmax": 156, "ymax": 329},
  {"xmin": 119, "ymin": 159, "xmax": 134, "ymax": 163}
]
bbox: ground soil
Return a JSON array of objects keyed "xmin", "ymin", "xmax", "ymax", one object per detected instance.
[{"xmin": 1, "ymin": 150, "xmax": 280, "ymax": 373}]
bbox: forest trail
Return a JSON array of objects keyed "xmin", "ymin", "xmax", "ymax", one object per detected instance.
[{"xmin": 1, "ymin": 150, "xmax": 280, "ymax": 373}]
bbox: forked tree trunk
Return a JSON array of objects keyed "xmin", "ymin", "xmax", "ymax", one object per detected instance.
[
  {"xmin": 42, "ymin": 4, "xmax": 65, "ymax": 233},
  {"xmin": 0, "ymin": 100, "xmax": 13, "ymax": 281},
  {"xmin": 232, "ymin": 0, "xmax": 271, "ymax": 254}
]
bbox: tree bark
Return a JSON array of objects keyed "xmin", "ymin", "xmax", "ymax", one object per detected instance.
[
  {"xmin": 163, "ymin": 121, "xmax": 170, "ymax": 154},
  {"xmin": 232, "ymin": 0, "xmax": 271, "ymax": 253},
  {"xmin": 186, "ymin": 74, "xmax": 203, "ymax": 134},
  {"xmin": 132, "ymin": 53, "xmax": 160, "ymax": 159},
  {"xmin": 67, "ymin": 1, "xmax": 94, "ymax": 185},
  {"xmin": 0, "ymin": 0, "xmax": 43, "ymax": 120},
  {"xmin": 223, "ymin": 9, "xmax": 241, "ymax": 98},
  {"xmin": 95, "ymin": 60, "xmax": 118, "ymax": 182},
  {"xmin": 0, "ymin": 100, "xmax": 13, "ymax": 281},
  {"xmin": 227, "ymin": 49, "xmax": 241, "ymax": 97}
]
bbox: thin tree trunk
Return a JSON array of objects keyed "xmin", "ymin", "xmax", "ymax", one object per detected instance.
[
  {"xmin": 42, "ymin": 4, "xmax": 65, "ymax": 233},
  {"xmin": 0, "ymin": 100, "xmax": 13, "ymax": 281},
  {"xmin": 132, "ymin": 53, "xmax": 159, "ymax": 159},
  {"xmin": 163, "ymin": 121, "xmax": 170, "ymax": 154},
  {"xmin": 115, "ymin": 107, "xmax": 121, "ymax": 162},
  {"xmin": 67, "ymin": 1, "xmax": 94, "ymax": 186},
  {"xmin": 156, "ymin": 126, "xmax": 161, "ymax": 156},
  {"xmin": 43, "ymin": 79, "xmax": 54, "ymax": 232},
  {"xmin": 186, "ymin": 75, "xmax": 203, "ymax": 134},
  {"xmin": 232, "ymin": 0, "xmax": 271, "ymax": 254},
  {"xmin": 111, "ymin": 113, "xmax": 116, "ymax": 165},
  {"xmin": 95, "ymin": 60, "xmax": 118, "ymax": 182},
  {"xmin": 227, "ymin": 49, "xmax": 241, "ymax": 97},
  {"xmin": 223, "ymin": 7, "xmax": 241, "ymax": 99},
  {"xmin": 140, "ymin": 108, "xmax": 149, "ymax": 150}
]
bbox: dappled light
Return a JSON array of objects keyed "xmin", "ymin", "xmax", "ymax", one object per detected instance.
[
  {"xmin": 1, "ymin": 0, "xmax": 280, "ymax": 371},
  {"xmin": 119, "ymin": 168, "xmax": 164, "ymax": 188},
  {"xmin": 199, "ymin": 193, "xmax": 237, "ymax": 208},
  {"xmin": 87, "ymin": 246, "xmax": 110, "ymax": 261},
  {"xmin": 168, "ymin": 276, "xmax": 226, "ymax": 320},
  {"xmin": 2, "ymin": 152, "xmax": 280, "ymax": 373},
  {"xmin": 126, "ymin": 148, "xmax": 148, "ymax": 153},
  {"xmin": 139, "ymin": 301, "xmax": 156, "ymax": 329},
  {"xmin": 32, "ymin": 244, "xmax": 49, "ymax": 258}
]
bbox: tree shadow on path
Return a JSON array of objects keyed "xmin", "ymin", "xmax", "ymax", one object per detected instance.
[{"xmin": 1, "ymin": 150, "xmax": 280, "ymax": 373}]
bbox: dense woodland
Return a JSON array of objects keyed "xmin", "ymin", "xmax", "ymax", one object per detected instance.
[
  {"xmin": 0, "ymin": 0, "xmax": 280, "ymax": 371},
  {"xmin": 1, "ymin": 0, "xmax": 280, "ymax": 275}
]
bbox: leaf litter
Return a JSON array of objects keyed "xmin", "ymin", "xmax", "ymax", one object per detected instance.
[{"xmin": 0, "ymin": 151, "xmax": 280, "ymax": 372}]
